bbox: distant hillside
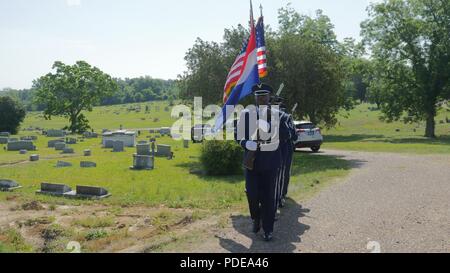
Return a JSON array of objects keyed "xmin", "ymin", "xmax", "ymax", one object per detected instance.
[{"xmin": 0, "ymin": 76, "xmax": 179, "ymax": 111}]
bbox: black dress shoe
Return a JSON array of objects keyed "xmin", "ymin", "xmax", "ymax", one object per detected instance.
[
  {"xmin": 263, "ymin": 232, "xmax": 273, "ymax": 242},
  {"xmin": 252, "ymin": 220, "xmax": 261, "ymax": 234}
]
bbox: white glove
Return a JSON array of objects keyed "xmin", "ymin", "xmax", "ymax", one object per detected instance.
[
  {"xmin": 258, "ymin": 119, "xmax": 270, "ymax": 133},
  {"xmin": 245, "ymin": 141, "xmax": 258, "ymax": 151}
]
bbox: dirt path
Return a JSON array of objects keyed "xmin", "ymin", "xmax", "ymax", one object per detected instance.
[{"xmin": 188, "ymin": 150, "xmax": 450, "ymax": 253}]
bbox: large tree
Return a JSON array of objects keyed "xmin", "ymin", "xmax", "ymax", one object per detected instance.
[
  {"xmin": 0, "ymin": 96, "xmax": 26, "ymax": 134},
  {"xmin": 268, "ymin": 36, "xmax": 348, "ymax": 126},
  {"xmin": 178, "ymin": 5, "xmax": 351, "ymax": 127},
  {"xmin": 34, "ymin": 61, "xmax": 118, "ymax": 133},
  {"xmin": 361, "ymin": 0, "xmax": 450, "ymax": 138},
  {"xmin": 178, "ymin": 38, "xmax": 228, "ymax": 105}
]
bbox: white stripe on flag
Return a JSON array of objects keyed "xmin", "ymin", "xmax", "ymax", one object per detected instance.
[
  {"xmin": 258, "ymin": 63, "xmax": 267, "ymax": 69},
  {"xmin": 237, "ymin": 48, "xmax": 258, "ymax": 85},
  {"xmin": 225, "ymin": 71, "xmax": 242, "ymax": 86}
]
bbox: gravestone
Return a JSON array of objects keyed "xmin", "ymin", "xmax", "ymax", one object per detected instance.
[
  {"xmin": 138, "ymin": 140, "xmax": 148, "ymax": 144},
  {"xmin": 0, "ymin": 179, "xmax": 22, "ymax": 191},
  {"xmin": 84, "ymin": 149, "xmax": 92, "ymax": 156},
  {"xmin": 83, "ymin": 132, "xmax": 98, "ymax": 138},
  {"xmin": 66, "ymin": 137, "xmax": 77, "ymax": 144},
  {"xmin": 136, "ymin": 143, "xmax": 151, "ymax": 156},
  {"xmin": 30, "ymin": 136, "xmax": 38, "ymax": 141},
  {"xmin": 0, "ymin": 137, "xmax": 9, "ymax": 144},
  {"xmin": 0, "ymin": 132, "xmax": 10, "ymax": 137},
  {"xmin": 48, "ymin": 139, "xmax": 65, "ymax": 148},
  {"xmin": 80, "ymin": 161, "xmax": 97, "ymax": 168},
  {"xmin": 54, "ymin": 142, "xmax": 66, "ymax": 151},
  {"xmin": 47, "ymin": 129, "xmax": 65, "ymax": 137},
  {"xmin": 183, "ymin": 140, "xmax": 189, "ymax": 148},
  {"xmin": 56, "ymin": 161, "xmax": 72, "ymax": 168},
  {"xmin": 156, "ymin": 144, "xmax": 171, "ymax": 157},
  {"xmin": 112, "ymin": 140, "xmax": 124, "ymax": 152},
  {"xmin": 19, "ymin": 149, "xmax": 27, "ymax": 154},
  {"xmin": 131, "ymin": 154, "xmax": 154, "ymax": 170},
  {"xmin": 30, "ymin": 154, "xmax": 39, "ymax": 161},
  {"xmin": 74, "ymin": 185, "xmax": 111, "ymax": 199},
  {"xmin": 37, "ymin": 183, "xmax": 72, "ymax": 196},
  {"xmin": 104, "ymin": 139, "xmax": 115, "ymax": 148},
  {"xmin": 20, "ymin": 136, "xmax": 33, "ymax": 141},
  {"xmin": 160, "ymin": 127, "xmax": 171, "ymax": 136},
  {"xmin": 62, "ymin": 147, "xmax": 74, "ymax": 154},
  {"xmin": 7, "ymin": 141, "xmax": 36, "ymax": 151}
]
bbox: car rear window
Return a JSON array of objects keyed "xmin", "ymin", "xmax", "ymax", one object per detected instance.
[{"xmin": 296, "ymin": 123, "xmax": 315, "ymax": 130}]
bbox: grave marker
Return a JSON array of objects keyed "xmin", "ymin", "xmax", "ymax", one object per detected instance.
[
  {"xmin": 56, "ymin": 161, "xmax": 72, "ymax": 168},
  {"xmin": 112, "ymin": 140, "xmax": 124, "ymax": 152},
  {"xmin": 80, "ymin": 161, "xmax": 97, "ymax": 168},
  {"xmin": 0, "ymin": 179, "xmax": 22, "ymax": 191},
  {"xmin": 36, "ymin": 183, "xmax": 72, "ymax": 196},
  {"xmin": 7, "ymin": 141, "xmax": 36, "ymax": 151}
]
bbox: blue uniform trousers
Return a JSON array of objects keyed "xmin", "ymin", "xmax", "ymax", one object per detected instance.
[{"xmin": 245, "ymin": 168, "xmax": 278, "ymax": 234}]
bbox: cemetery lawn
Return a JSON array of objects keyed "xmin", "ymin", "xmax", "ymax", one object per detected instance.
[
  {"xmin": 323, "ymin": 104, "xmax": 450, "ymax": 154},
  {"xmin": 2, "ymin": 101, "xmax": 447, "ymax": 252},
  {"xmin": 0, "ymin": 101, "xmax": 353, "ymax": 252}
]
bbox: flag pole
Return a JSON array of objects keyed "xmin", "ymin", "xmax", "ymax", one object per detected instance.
[
  {"xmin": 260, "ymin": 4, "xmax": 263, "ymax": 18},
  {"xmin": 249, "ymin": 0, "xmax": 254, "ymax": 27}
]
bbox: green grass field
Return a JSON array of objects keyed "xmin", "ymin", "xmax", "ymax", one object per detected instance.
[
  {"xmin": 323, "ymin": 104, "xmax": 450, "ymax": 154},
  {"xmin": 0, "ymin": 101, "xmax": 351, "ymax": 210},
  {"xmin": 3, "ymin": 101, "xmax": 448, "ymax": 252}
]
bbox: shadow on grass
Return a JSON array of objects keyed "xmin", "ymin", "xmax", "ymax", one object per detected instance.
[
  {"xmin": 175, "ymin": 161, "xmax": 243, "ymax": 184},
  {"xmin": 325, "ymin": 134, "xmax": 450, "ymax": 146},
  {"xmin": 218, "ymin": 199, "xmax": 310, "ymax": 253},
  {"xmin": 324, "ymin": 134, "xmax": 385, "ymax": 143},
  {"xmin": 177, "ymin": 151, "xmax": 365, "ymax": 183},
  {"xmin": 290, "ymin": 152, "xmax": 366, "ymax": 176},
  {"xmin": 370, "ymin": 136, "xmax": 450, "ymax": 145}
]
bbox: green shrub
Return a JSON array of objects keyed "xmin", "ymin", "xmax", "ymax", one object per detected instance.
[
  {"xmin": 85, "ymin": 230, "xmax": 108, "ymax": 241},
  {"xmin": 200, "ymin": 140, "xmax": 243, "ymax": 176}
]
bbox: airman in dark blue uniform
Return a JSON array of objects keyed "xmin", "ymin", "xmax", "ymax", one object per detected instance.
[
  {"xmin": 272, "ymin": 97, "xmax": 297, "ymax": 209},
  {"xmin": 236, "ymin": 83, "xmax": 292, "ymax": 241}
]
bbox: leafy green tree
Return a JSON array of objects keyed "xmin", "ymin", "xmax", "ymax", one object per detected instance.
[
  {"xmin": 361, "ymin": 0, "xmax": 450, "ymax": 138},
  {"xmin": 34, "ymin": 61, "xmax": 118, "ymax": 133},
  {"xmin": 178, "ymin": 5, "xmax": 350, "ymax": 127},
  {"xmin": 269, "ymin": 36, "xmax": 348, "ymax": 127},
  {"xmin": 278, "ymin": 4, "xmax": 338, "ymax": 50},
  {"xmin": 178, "ymin": 38, "xmax": 228, "ymax": 105},
  {"xmin": 0, "ymin": 96, "xmax": 26, "ymax": 134}
]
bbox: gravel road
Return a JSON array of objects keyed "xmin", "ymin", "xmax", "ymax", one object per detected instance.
[{"xmin": 204, "ymin": 149, "xmax": 450, "ymax": 253}]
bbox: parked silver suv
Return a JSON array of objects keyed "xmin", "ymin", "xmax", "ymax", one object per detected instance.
[{"xmin": 294, "ymin": 121, "xmax": 323, "ymax": 152}]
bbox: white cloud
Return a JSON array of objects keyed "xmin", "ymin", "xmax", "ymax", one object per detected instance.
[{"xmin": 66, "ymin": 0, "xmax": 81, "ymax": 7}]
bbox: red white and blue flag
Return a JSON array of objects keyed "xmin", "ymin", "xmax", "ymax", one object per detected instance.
[
  {"xmin": 215, "ymin": 2, "xmax": 266, "ymax": 131},
  {"xmin": 256, "ymin": 16, "xmax": 268, "ymax": 78}
]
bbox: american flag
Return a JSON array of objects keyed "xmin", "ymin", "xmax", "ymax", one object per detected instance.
[
  {"xmin": 223, "ymin": 38, "xmax": 250, "ymax": 103},
  {"xmin": 256, "ymin": 16, "xmax": 267, "ymax": 78}
]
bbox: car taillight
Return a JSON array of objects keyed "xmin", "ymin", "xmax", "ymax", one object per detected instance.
[{"xmin": 316, "ymin": 128, "xmax": 321, "ymax": 134}]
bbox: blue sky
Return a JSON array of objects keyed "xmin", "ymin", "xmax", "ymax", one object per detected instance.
[{"xmin": 0, "ymin": 0, "xmax": 378, "ymax": 89}]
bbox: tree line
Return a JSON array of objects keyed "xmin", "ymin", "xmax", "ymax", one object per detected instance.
[
  {"xmin": 177, "ymin": 1, "xmax": 449, "ymax": 138},
  {"xmin": 0, "ymin": 75, "xmax": 179, "ymax": 111}
]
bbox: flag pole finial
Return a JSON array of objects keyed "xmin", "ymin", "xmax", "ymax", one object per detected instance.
[{"xmin": 260, "ymin": 4, "xmax": 263, "ymax": 17}]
